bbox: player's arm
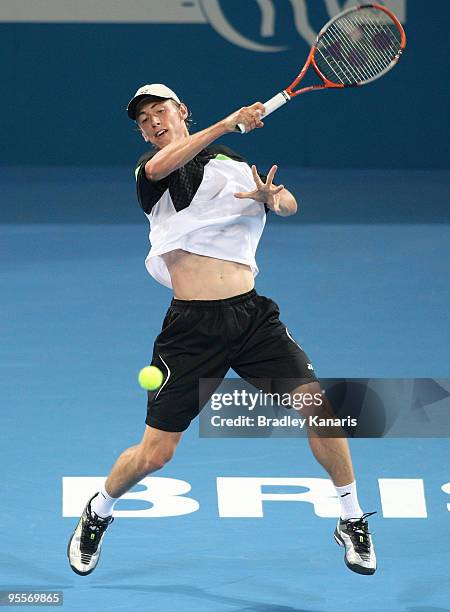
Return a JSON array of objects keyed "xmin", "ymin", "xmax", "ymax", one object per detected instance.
[
  {"xmin": 145, "ymin": 103, "xmax": 265, "ymax": 181},
  {"xmin": 234, "ymin": 164, "xmax": 298, "ymax": 217}
]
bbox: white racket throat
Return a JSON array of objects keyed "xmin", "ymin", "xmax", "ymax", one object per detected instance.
[{"xmin": 237, "ymin": 91, "xmax": 290, "ymax": 134}]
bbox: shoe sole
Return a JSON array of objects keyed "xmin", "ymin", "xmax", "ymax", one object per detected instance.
[{"xmin": 334, "ymin": 530, "xmax": 376, "ymax": 575}]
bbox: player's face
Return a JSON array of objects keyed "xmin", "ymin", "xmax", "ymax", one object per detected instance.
[{"xmin": 136, "ymin": 99, "xmax": 188, "ymax": 149}]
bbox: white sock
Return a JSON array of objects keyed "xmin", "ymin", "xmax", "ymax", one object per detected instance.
[
  {"xmin": 335, "ymin": 481, "xmax": 363, "ymax": 520},
  {"xmin": 90, "ymin": 485, "xmax": 118, "ymax": 518}
]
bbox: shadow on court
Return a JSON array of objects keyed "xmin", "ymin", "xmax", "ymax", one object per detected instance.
[{"xmin": 92, "ymin": 584, "xmax": 321, "ymax": 612}]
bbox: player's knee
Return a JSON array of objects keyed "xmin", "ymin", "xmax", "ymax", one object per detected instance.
[
  {"xmin": 136, "ymin": 444, "xmax": 176, "ymax": 474},
  {"xmin": 290, "ymin": 381, "xmax": 330, "ymax": 417}
]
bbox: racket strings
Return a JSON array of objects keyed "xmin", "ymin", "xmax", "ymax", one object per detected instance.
[
  {"xmin": 318, "ymin": 30, "xmax": 366, "ymax": 84},
  {"xmin": 325, "ymin": 22, "xmax": 387, "ymax": 82},
  {"xmin": 334, "ymin": 19, "xmax": 389, "ymax": 73},
  {"xmin": 349, "ymin": 15, "xmax": 400, "ymax": 66},
  {"xmin": 325, "ymin": 15, "xmax": 400, "ymax": 81},
  {"xmin": 321, "ymin": 19, "xmax": 397, "ymax": 82},
  {"xmin": 314, "ymin": 42, "xmax": 347, "ymax": 84},
  {"xmin": 315, "ymin": 7, "xmax": 403, "ymax": 86},
  {"xmin": 356, "ymin": 12, "xmax": 401, "ymax": 51},
  {"xmin": 318, "ymin": 24, "xmax": 378, "ymax": 85}
]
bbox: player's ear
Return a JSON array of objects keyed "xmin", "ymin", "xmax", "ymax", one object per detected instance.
[
  {"xmin": 140, "ymin": 128, "xmax": 149, "ymax": 143},
  {"xmin": 179, "ymin": 103, "xmax": 188, "ymax": 121}
]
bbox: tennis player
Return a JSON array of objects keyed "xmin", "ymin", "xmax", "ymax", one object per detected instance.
[{"xmin": 68, "ymin": 84, "xmax": 376, "ymax": 576}]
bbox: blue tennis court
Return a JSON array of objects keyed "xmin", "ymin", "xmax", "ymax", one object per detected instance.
[{"xmin": 1, "ymin": 167, "xmax": 449, "ymax": 611}]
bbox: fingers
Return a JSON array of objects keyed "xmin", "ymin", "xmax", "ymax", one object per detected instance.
[
  {"xmin": 251, "ymin": 102, "xmax": 265, "ymax": 129},
  {"xmin": 251, "ymin": 164, "xmax": 283, "ymax": 193},
  {"xmin": 234, "ymin": 191, "xmax": 254, "ymax": 199},
  {"xmin": 251, "ymin": 165, "xmax": 264, "ymax": 188},
  {"xmin": 250, "ymin": 101, "xmax": 266, "ymax": 115},
  {"xmin": 266, "ymin": 164, "xmax": 277, "ymax": 185},
  {"xmin": 236, "ymin": 162, "xmax": 284, "ymax": 205},
  {"xmin": 235, "ymin": 103, "xmax": 265, "ymax": 133},
  {"xmin": 273, "ymin": 194, "xmax": 281, "ymax": 213}
]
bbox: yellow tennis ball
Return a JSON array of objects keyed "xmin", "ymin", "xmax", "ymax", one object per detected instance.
[{"xmin": 138, "ymin": 365, "xmax": 164, "ymax": 390}]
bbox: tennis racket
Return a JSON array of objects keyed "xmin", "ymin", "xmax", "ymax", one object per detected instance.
[{"xmin": 237, "ymin": 3, "xmax": 406, "ymax": 133}]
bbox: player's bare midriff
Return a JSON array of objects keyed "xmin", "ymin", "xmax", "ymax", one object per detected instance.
[{"xmin": 162, "ymin": 249, "xmax": 254, "ymax": 300}]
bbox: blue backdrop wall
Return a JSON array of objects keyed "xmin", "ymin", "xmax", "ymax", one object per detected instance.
[{"xmin": 0, "ymin": 0, "xmax": 448, "ymax": 168}]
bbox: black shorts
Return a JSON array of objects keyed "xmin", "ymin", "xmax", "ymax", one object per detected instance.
[{"xmin": 146, "ymin": 289, "xmax": 318, "ymax": 432}]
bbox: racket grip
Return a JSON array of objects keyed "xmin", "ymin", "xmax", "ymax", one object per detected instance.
[{"xmin": 236, "ymin": 91, "xmax": 290, "ymax": 134}]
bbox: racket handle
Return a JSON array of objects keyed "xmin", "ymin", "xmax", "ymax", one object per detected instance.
[{"xmin": 236, "ymin": 91, "xmax": 290, "ymax": 134}]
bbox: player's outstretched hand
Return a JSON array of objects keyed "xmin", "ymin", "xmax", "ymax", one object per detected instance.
[
  {"xmin": 222, "ymin": 102, "xmax": 265, "ymax": 134},
  {"xmin": 234, "ymin": 164, "xmax": 284, "ymax": 213}
]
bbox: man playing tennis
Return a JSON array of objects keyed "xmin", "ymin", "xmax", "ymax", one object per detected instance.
[{"xmin": 68, "ymin": 84, "xmax": 376, "ymax": 576}]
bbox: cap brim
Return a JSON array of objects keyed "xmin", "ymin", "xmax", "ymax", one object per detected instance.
[{"xmin": 127, "ymin": 94, "xmax": 167, "ymax": 120}]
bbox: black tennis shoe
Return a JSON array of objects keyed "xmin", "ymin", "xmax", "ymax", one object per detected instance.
[
  {"xmin": 67, "ymin": 493, "xmax": 114, "ymax": 576},
  {"xmin": 334, "ymin": 511, "xmax": 377, "ymax": 575}
]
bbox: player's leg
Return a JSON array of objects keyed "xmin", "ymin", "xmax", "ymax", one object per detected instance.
[
  {"xmin": 287, "ymin": 381, "xmax": 376, "ymax": 575},
  {"xmin": 287, "ymin": 381, "xmax": 355, "ymax": 486},
  {"xmin": 68, "ymin": 297, "xmax": 231, "ymax": 575},
  {"xmin": 231, "ymin": 293, "xmax": 376, "ymax": 574},
  {"xmin": 103, "ymin": 425, "xmax": 183, "ymax": 499},
  {"xmin": 67, "ymin": 426, "xmax": 182, "ymax": 576}
]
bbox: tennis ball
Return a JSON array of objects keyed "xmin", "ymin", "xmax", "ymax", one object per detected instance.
[{"xmin": 138, "ymin": 365, "xmax": 164, "ymax": 391}]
